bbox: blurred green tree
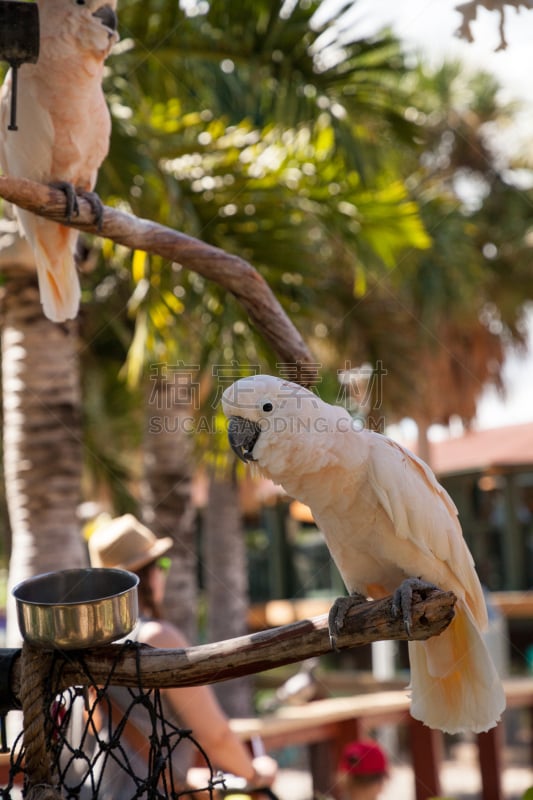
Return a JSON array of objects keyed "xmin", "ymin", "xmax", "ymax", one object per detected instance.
[{"xmin": 80, "ymin": 0, "xmax": 431, "ymax": 683}]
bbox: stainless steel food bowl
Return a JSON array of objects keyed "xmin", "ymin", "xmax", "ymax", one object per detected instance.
[{"xmin": 13, "ymin": 568, "xmax": 139, "ymax": 649}]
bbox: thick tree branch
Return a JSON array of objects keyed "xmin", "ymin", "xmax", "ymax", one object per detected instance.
[
  {"xmin": 8, "ymin": 589, "xmax": 456, "ymax": 703},
  {"xmin": 0, "ymin": 175, "xmax": 313, "ymax": 374}
]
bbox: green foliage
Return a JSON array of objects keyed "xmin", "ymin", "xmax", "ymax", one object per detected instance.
[
  {"xmin": 80, "ymin": 0, "xmax": 533, "ymax": 465},
  {"xmin": 89, "ymin": 0, "xmax": 431, "ymax": 401}
]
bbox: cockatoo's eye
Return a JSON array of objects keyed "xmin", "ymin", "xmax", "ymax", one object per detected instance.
[
  {"xmin": 74, "ymin": 0, "xmax": 86, "ymax": 5},
  {"xmin": 261, "ymin": 401, "xmax": 274, "ymax": 413}
]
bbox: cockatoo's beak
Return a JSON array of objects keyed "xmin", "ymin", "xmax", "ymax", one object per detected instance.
[
  {"xmin": 92, "ymin": 5, "xmax": 118, "ymax": 33},
  {"xmin": 227, "ymin": 416, "xmax": 261, "ymax": 462}
]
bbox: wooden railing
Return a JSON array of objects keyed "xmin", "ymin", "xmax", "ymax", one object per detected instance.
[
  {"xmin": 4, "ymin": 680, "xmax": 529, "ymax": 799},
  {"xmin": 231, "ymin": 678, "xmax": 533, "ymax": 800}
]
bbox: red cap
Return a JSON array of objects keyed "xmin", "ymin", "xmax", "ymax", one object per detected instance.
[{"xmin": 339, "ymin": 740, "xmax": 388, "ymax": 777}]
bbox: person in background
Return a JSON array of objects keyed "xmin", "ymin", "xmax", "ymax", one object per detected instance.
[
  {"xmin": 88, "ymin": 513, "xmax": 277, "ymax": 797},
  {"xmin": 336, "ymin": 739, "xmax": 389, "ymax": 800}
]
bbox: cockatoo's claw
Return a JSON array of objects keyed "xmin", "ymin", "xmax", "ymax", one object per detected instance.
[
  {"xmin": 50, "ymin": 181, "xmax": 80, "ymax": 221},
  {"xmin": 81, "ymin": 191, "xmax": 105, "ymax": 231},
  {"xmin": 50, "ymin": 184, "xmax": 105, "ymax": 230},
  {"xmin": 392, "ymin": 577, "xmax": 438, "ymax": 637},
  {"xmin": 328, "ymin": 592, "xmax": 368, "ymax": 650}
]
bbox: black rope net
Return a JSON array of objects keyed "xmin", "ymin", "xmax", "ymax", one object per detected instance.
[{"xmin": 2, "ymin": 641, "xmax": 226, "ymax": 800}]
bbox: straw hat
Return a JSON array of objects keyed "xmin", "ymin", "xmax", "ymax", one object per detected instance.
[{"xmin": 88, "ymin": 514, "xmax": 173, "ymax": 572}]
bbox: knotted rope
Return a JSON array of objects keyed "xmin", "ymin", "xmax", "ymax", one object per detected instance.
[{"xmin": 19, "ymin": 642, "xmax": 62, "ymax": 800}]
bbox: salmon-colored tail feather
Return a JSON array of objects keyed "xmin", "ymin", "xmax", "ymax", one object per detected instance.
[
  {"xmin": 33, "ymin": 223, "xmax": 80, "ymax": 322},
  {"xmin": 408, "ymin": 601, "xmax": 506, "ymax": 733}
]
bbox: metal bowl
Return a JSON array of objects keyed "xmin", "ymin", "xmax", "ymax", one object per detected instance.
[{"xmin": 12, "ymin": 568, "xmax": 139, "ymax": 649}]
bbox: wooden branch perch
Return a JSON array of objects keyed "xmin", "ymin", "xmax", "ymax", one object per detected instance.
[
  {"xmin": 0, "ymin": 175, "xmax": 313, "ymax": 373},
  {"xmin": 9, "ymin": 589, "xmax": 456, "ymax": 702}
]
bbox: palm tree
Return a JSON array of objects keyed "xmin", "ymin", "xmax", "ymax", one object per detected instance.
[
  {"xmin": 91, "ymin": 7, "xmax": 531, "ymax": 687},
  {"xmin": 305, "ymin": 61, "xmax": 533, "ymax": 460},
  {"xmin": 393, "ymin": 64, "xmax": 533, "ymax": 441},
  {"xmin": 90, "ymin": 0, "xmax": 430, "ymax": 668},
  {"xmin": 0, "ymin": 228, "xmax": 85, "ymax": 646}
]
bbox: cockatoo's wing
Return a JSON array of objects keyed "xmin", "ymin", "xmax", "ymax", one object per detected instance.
[
  {"xmin": 0, "ymin": 69, "xmax": 55, "ymax": 182},
  {"xmin": 366, "ymin": 434, "xmax": 488, "ymax": 629},
  {"xmin": 0, "ymin": 74, "xmax": 9, "ymax": 172},
  {"xmin": 0, "ymin": 71, "xmax": 79, "ymax": 321}
]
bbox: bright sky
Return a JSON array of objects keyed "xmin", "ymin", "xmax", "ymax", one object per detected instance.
[
  {"xmin": 346, "ymin": 0, "xmax": 533, "ymax": 102},
  {"xmin": 326, "ymin": 0, "xmax": 533, "ymax": 433}
]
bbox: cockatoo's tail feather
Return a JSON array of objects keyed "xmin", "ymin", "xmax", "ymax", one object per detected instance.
[
  {"xmin": 409, "ymin": 602, "xmax": 505, "ymax": 733},
  {"xmin": 34, "ymin": 225, "xmax": 81, "ymax": 322}
]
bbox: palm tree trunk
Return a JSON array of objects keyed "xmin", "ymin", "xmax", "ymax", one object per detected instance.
[
  {"xmin": 142, "ymin": 381, "xmax": 198, "ymax": 643},
  {"xmin": 0, "ymin": 238, "xmax": 85, "ymax": 647},
  {"xmin": 203, "ymin": 471, "xmax": 253, "ymax": 716}
]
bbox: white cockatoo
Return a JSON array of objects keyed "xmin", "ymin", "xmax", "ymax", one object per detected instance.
[
  {"xmin": 0, "ymin": 0, "xmax": 118, "ymax": 322},
  {"xmin": 222, "ymin": 374, "xmax": 506, "ymax": 734}
]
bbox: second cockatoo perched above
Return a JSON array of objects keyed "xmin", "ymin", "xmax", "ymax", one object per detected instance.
[
  {"xmin": 222, "ymin": 374, "xmax": 506, "ymax": 734},
  {"xmin": 0, "ymin": 0, "xmax": 118, "ymax": 322}
]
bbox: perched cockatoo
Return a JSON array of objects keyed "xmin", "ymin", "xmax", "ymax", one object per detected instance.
[
  {"xmin": 222, "ymin": 374, "xmax": 506, "ymax": 734},
  {"xmin": 0, "ymin": 0, "xmax": 118, "ymax": 322}
]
